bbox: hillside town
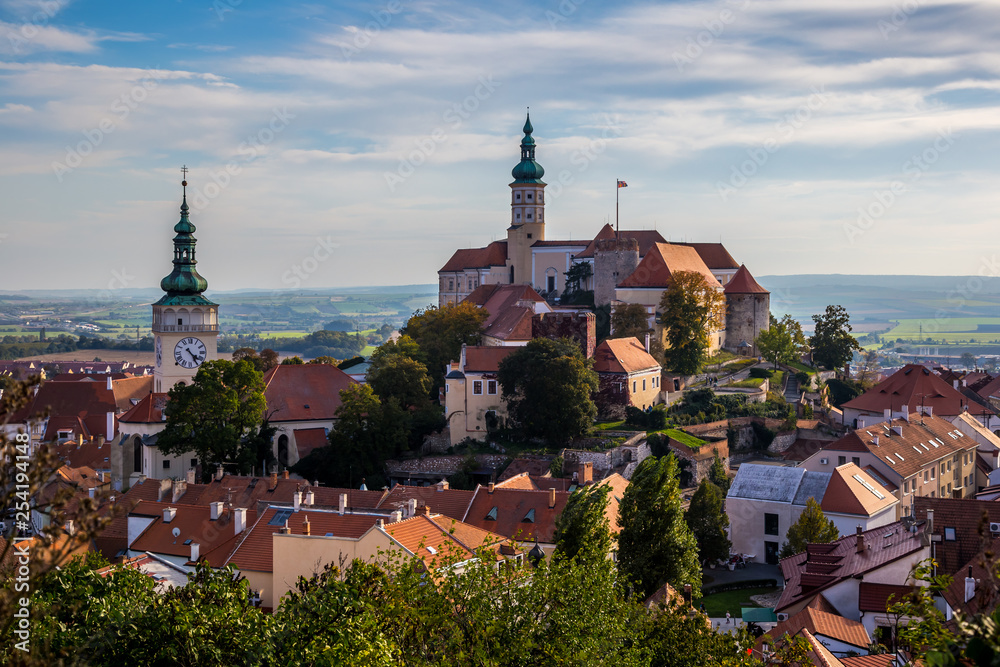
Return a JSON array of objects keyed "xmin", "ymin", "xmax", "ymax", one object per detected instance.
[{"xmin": 4, "ymin": 118, "xmax": 1000, "ymax": 666}]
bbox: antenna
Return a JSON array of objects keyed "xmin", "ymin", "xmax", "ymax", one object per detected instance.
[{"xmin": 172, "ymin": 527, "xmax": 181, "ymax": 538}]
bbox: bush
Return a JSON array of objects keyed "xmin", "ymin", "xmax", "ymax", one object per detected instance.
[
  {"xmin": 827, "ymin": 377, "xmax": 862, "ymax": 407},
  {"xmin": 701, "ymin": 579, "xmax": 779, "ymax": 595},
  {"xmin": 749, "ymin": 368, "xmax": 773, "ymax": 379},
  {"xmin": 625, "ymin": 405, "xmax": 667, "ymax": 431},
  {"xmin": 795, "ymin": 371, "xmax": 811, "ymax": 386}
]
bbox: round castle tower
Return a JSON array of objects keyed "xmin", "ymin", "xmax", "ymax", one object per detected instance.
[
  {"xmin": 723, "ymin": 264, "xmax": 770, "ymax": 356},
  {"xmin": 593, "ymin": 237, "xmax": 639, "ymax": 307}
]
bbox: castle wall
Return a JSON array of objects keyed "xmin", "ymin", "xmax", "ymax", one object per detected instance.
[
  {"xmin": 593, "ymin": 238, "xmax": 639, "ymax": 307},
  {"xmin": 725, "ymin": 293, "xmax": 770, "ymax": 355},
  {"xmin": 531, "ymin": 311, "xmax": 596, "ymax": 358}
]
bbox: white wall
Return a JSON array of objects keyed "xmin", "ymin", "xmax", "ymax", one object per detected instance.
[
  {"xmin": 726, "ymin": 496, "xmax": 803, "ymax": 563},
  {"xmin": 827, "ymin": 504, "xmax": 898, "ymax": 538}
]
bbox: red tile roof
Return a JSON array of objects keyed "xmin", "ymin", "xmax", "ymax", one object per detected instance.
[
  {"xmin": 776, "ymin": 521, "xmax": 926, "ymax": 613},
  {"xmin": 263, "ymin": 364, "xmax": 357, "ymax": 422},
  {"xmin": 463, "ymin": 284, "xmax": 545, "ymax": 342},
  {"xmin": 761, "ymin": 606, "xmax": 870, "ymax": 651},
  {"xmin": 820, "ymin": 463, "xmax": 897, "ymax": 517},
  {"xmin": 462, "ymin": 485, "xmax": 569, "ymax": 544},
  {"xmin": 462, "ymin": 346, "xmax": 518, "ymax": 373},
  {"xmin": 913, "ymin": 496, "xmax": 1000, "ymax": 576},
  {"xmin": 227, "ymin": 506, "xmax": 381, "ymax": 573},
  {"xmin": 129, "ymin": 501, "xmax": 257, "ymax": 563},
  {"xmin": 118, "ymin": 392, "xmax": 168, "ymax": 424},
  {"xmin": 840, "ymin": 656, "xmax": 897, "ymax": 667},
  {"xmin": 593, "ymin": 337, "xmax": 660, "ymax": 375},
  {"xmin": 842, "ymin": 364, "xmax": 969, "ymax": 418},
  {"xmin": 376, "ymin": 484, "xmax": 474, "ymax": 522},
  {"xmin": 385, "ymin": 513, "xmax": 512, "ymax": 563},
  {"xmin": 617, "ymin": 243, "xmax": 721, "ymax": 289},
  {"xmin": 47, "ymin": 440, "xmax": 111, "ymax": 470},
  {"xmin": 26, "ymin": 378, "xmax": 149, "ymax": 440},
  {"xmin": 292, "ymin": 428, "xmax": 328, "ymax": 460},
  {"xmin": 941, "ymin": 538, "xmax": 1000, "ymax": 617},
  {"xmin": 195, "ymin": 475, "xmax": 385, "ymax": 511},
  {"xmin": 439, "ymin": 241, "xmax": 508, "ymax": 273},
  {"xmin": 671, "ymin": 242, "xmax": 740, "ymax": 270},
  {"xmin": 857, "ymin": 582, "xmax": 913, "ymax": 612},
  {"xmin": 723, "ymin": 264, "xmax": 769, "ymax": 294},
  {"xmin": 574, "ymin": 224, "xmax": 667, "ymax": 259}
]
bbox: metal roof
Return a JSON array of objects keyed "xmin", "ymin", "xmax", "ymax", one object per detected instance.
[
  {"xmin": 728, "ymin": 464, "xmax": 831, "ymax": 506},
  {"xmin": 793, "ymin": 472, "xmax": 832, "ymax": 506}
]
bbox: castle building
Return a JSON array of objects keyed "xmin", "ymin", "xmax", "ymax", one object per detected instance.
[{"xmin": 437, "ymin": 114, "xmax": 771, "ymax": 358}]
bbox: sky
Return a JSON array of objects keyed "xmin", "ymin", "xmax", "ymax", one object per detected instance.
[{"xmin": 2, "ymin": 0, "xmax": 1000, "ymax": 292}]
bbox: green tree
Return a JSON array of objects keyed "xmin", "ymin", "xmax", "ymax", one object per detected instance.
[
  {"xmin": 961, "ymin": 352, "xmax": 977, "ymax": 370},
  {"xmin": 554, "ymin": 483, "xmax": 612, "ymax": 563},
  {"xmin": 295, "ymin": 384, "xmax": 408, "ymax": 489},
  {"xmin": 370, "ymin": 333, "xmax": 422, "ymax": 363},
  {"xmin": 367, "ymin": 352, "xmax": 432, "ymax": 410},
  {"xmin": 779, "ymin": 497, "xmax": 840, "ymax": 558},
  {"xmin": 658, "ymin": 270, "xmax": 726, "ymax": 376},
  {"xmin": 611, "ymin": 302, "xmax": 652, "ymax": 340},
  {"xmin": 401, "ymin": 302, "xmax": 488, "ymax": 391},
  {"xmin": 157, "ymin": 359, "xmax": 268, "ymax": 480},
  {"xmin": 281, "ymin": 355, "xmax": 305, "ymax": 365},
  {"xmin": 685, "ymin": 479, "xmax": 731, "ymax": 564},
  {"xmin": 810, "ymin": 305, "xmax": 862, "ymax": 370},
  {"xmin": 755, "ymin": 314, "xmax": 807, "ymax": 368},
  {"xmin": 617, "ymin": 455, "xmax": 702, "ymax": 599},
  {"xmin": 708, "ymin": 453, "xmax": 730, "ymax": 494},
  {"xmin": 497, "ymin": 338, "xmax": 599, "ymax": 445},
  {"xmin": 561, "ymin": 261, "xmax": 595, "ymax": 306}
]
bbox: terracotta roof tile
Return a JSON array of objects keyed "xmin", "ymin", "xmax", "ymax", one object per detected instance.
[
  {"xmin": 47, "ymin": 440, "xmax": 111, "ymax": 471},
  {"xmin": 118, "ymin": 392, "xmax": 168, "ymax": 424},
  {"xmin": 263, "ymin": 364, "xmax": 357, "ymax": 422},
  {"xmin": 723, "ymin": 264, "xmax": 769, "ymax": 294},
  {"xmin": 671, "ymin": 242, "xmax": 740, "ymax": 270},
  {"xmin": 941, "ymin": 537, "xmax": 1000, "ymax": 617},
  {"xmin": 617, "ymin": 243, "xmax": 722, "ymax": 289},
  {"xmin": 913, "ymin": 496, "xmax": 1000, "ymax": 576},
  {"xmin": 858, "ymin": 582, "xmax": 913, "ymax": 612},
  {"xmin": 820, "ymin": 463, "xmax": 898, "ymax": 517},
  {"xmin": 593, "ymin": 337, "xmax": 660, "ymax": 375},
  {"xmin": 129, "ymin": 501, "xmax": 257, "ymax": 563},
  {"xmin": 462, "ymin": 485, "xmax": 569, "ymax": 544},
  {"xmin": 376, "ymin": 484, "xmax": 474, "ymax": 522},
  {"xmin": 574, "ymin": 225, "xmax": 667, "ymax": 259},
  {"xmin": 462, "ymin": 346, "xmax": 518, "ymax": 373},
  {"xmin": 439, "ymin": 241, "xmax": 508, "ymax": 273},
  {"xmin": 761, "ymin": 606, "xmax": 870, "ymax": 651},
  {"xmin": 840, "ymin": 655, "xmax": 897, "ymax": 667},
  {"xmin": 842, "ymin": 364, "xmax": 969, "ymax": 418}
]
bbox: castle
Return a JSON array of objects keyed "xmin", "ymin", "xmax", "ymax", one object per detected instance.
[{"xmin": 438, "ymin": 114, "xmax": 770, "ymax": 357}]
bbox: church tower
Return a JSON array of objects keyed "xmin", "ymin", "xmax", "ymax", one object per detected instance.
[
  {"xmin": 506, "ymin": 113, "xmax": 546, "ymax": 286},
  {"xmin": 151, "ymin": 171, "xmax": 219, "ymax": 392}
]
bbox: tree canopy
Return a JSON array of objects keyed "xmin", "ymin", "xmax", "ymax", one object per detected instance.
[
  {"xmin": 755, "ymin": 314, "xmax": 807, "ymax": 368},
  {"xmin": 157, "ymin": 359, "xmax": 271, "ymax": 479},
  {"xmin": 685, "ymin": 479, "xmax": 731, "ymax": 564},
  {"xmin": 400, "ymin": 302, "xmax": 487, "ymax": 391},
  {"xmin": 554, "ymin": 483, "xmax": 612, "ymax": 563},
  {"xmin": 780, "ymin": 497, "xmax": 840, "ymax": 558},
  {"xmin": 617, "ymin": 455, "xmax": 702, "ymax": 599},
  {"xmin": 810, "ymin": 305, "xmax": 861, "ymax": 371},
  {"xmin": 611, "ymin": 302, "xmax": 652, "ymax": 341},
  {"xmin": 497, "ymin": 337, "xmax": 598, "ymax": 445},
  {"xmin": 658, "ymin": 271, "xmax": 726, "ymax": 376}
]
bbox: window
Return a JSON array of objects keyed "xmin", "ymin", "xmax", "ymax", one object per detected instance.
[
  {"xmin": 546, "ymin": 275, "xmax": 555, "ymax": 292},
  {"xmin": 527, "ymin": 213, "xmax": 532, "ymax": 220},
  {"xmin": 764, "ymin": 513, "xmax": 779, "ymax": 536},
  {"xmin": 269, "ymin": 508, "xmax": 293, "ymax": 526},
  {"xmin": 191, "ymin": 458, "xmax": 198, "ymax": 468},
  {"xmin": 516, "ymin": 193, "xmax": 521, "ymax": 201},
  {"xmin": 838, "ymin": 456, "xmax": 846, "ymax": 466},
  {"xmin": 642, "ymin": 379, "xmax": 647, "ymax": 391},
  {"xmin": 487, "ymin": 380, "xmax": 497, "ymax": 395},
  {"xmin": 449, "ymin": 279, "xmax": 454, "ymax": 290},
  {"xmin": 852, "ymin": 457, "xmax": 861, "ymax": 466},
  {"xmin": 516, "ymin": 213, "xmax": 521, "ymax": 221},
  {"xmin": 633, "ymin": 381, "xmax": 637, "ymax": 393},
  {"xmin": 931, "ymin": 468, "xmax": 935, "ymax": 480},
  {"xmin": 904, "ymin": 480, "xmax": 909, "ymax": 494},
  {"xmin": 162, "ymin": 460, "xmax": 170, "ymax": 470},
  {"xmin": 924, "ymin": 471, "xmax": 929, "ymax": 482},
  {"xmin": 941, "ymin": 463, "xmax": 947, "ymax": 474},
  {"xmin": 527, "ymin": 233, "xmax": 532, "ymax": 239},
  {"xmin": 527, "ymin": 193, "xmax": 533, "ymax": 201},
  {"xmin": 945, "ymin": 527, "xmax": 957, "ymax": 541},
  {"xmin": 473, "ymin": 381, "xmax": 483, "ymax": 395}
]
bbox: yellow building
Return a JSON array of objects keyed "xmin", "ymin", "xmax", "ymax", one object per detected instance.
[
  {"xmin": 592, "ymin": 337, "xmax": 663, "ymax": 413},
  {"xmin": 444, "ymin": 345, "xmax": 516, "ymax": 445}
]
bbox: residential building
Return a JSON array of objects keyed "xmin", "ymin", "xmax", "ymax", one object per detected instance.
[
  {"xmin": 443, "ymin": 345, "xmax": 516, "ymax": 445},
  {"xmin": 841, "ymin": 365, "xmax": 973, "ymax": 428},
  {"xmin": 461, "ymin": 484, "xmax": 569, "ymax": 556},
  {"xmin": 800, "ymin": 413, "xmax": 981, "ymax": 513},
  {"xmin": 759, "ymin": 604, "xmax": 872, "ymax": 658},
  {"xmin": 592, "ymin": 336, "xmax": 662, "ymax": 414}
]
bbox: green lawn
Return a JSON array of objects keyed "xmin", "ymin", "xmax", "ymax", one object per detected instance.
[
  {"xmin": 785, "ymin": 360, "xmax": 815, "ymax": 374},
  {"xmin": 593, "ymin": 420, "xmax": 626, "ymax": 432},
  {"xmin": 726, "ymin": 378, "xmax": 765, "ymax": 389},
  {"xmin": 699, "ymin": 587, "xmax": 779, "ymax": 617},
  {"xmin": 664, "ymin": 428, "xmax": 706, "ymax": 449},
  {"xmin": 884, "ymin": 317, "xmax": 1000, "ymax": 344}
]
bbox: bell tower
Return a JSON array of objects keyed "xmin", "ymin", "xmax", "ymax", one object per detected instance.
[
  {"xmin": 151, "ymin": 169, "xmax": 219, "ymax": 392},
  {"xmin": 506, "ymin": 112, "xmax": 546, "ymax": 286}
]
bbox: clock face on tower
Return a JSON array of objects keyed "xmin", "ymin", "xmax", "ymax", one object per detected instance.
[
  {"xmin": 174, "ymin": 337, "xmax": 207, "ymax": 369},
  {"xmin": 155, "ymin": 336, "xmax": 162, "ymax": 367}
]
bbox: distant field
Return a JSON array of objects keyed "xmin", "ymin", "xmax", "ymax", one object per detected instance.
[
  {"xmin": 884, "ymin": 317, "xmax": 1000, "ymax": 343},
  {"xmin": 25, "ymin": 350, "xmax": 157, "ymax": 365}
]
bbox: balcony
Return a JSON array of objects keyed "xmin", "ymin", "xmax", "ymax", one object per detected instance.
[{"xmin": 155, "ymin": 324, "xmax": 219, "ymax": 333}]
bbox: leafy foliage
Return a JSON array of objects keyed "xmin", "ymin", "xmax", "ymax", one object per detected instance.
[
  {"xmin": 685, "ymin": 480, "xmax": 731, "ymax": 563},
  {"xmin": 554, "ymin": 483, "xmax": 612, "ymax": 563},
  {"xmin": 611, "ymin": 303, "xmax": 652, "ymax": 341},
  {"xmin": 810, "ymin": 305, "xmax": 861, "ymax": 371},
  {"xmin": 657, "ymin": 271, "xmax": 726, "ymax": 376},
  {"xmin": 157, "ymin": 359, "xmax": 270, "ymax": 479},
  {"xmin": 708, "ymin": 454, "xmax": 730, "ymax": 494},
  {"xmin": 617, "ymin": 455, "xmax": 702, "ymax": 599},
  {"xmin": 497, "ymin": 338, "xmax": 599, "ymax": 445},
  {"xmin": 779, "ymin": 497, "xmax": 840, "ymax": 558},
  {"xmin": 401, "ymin": 302, "xmax": 488, "ymax": 391},
  {"xmin": 754, "ymin": 314, "xmax": 807, "ymax": 368}
]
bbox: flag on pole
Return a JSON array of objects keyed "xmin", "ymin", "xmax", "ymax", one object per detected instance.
[{"xmin": 617, "ymin": 180, "xmax": 628, "ymax": 188}]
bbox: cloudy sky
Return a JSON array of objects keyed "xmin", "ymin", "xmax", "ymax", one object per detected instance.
[{"xmin": 2, "ymin": 0, "xmax": 999, "ymax": 292}]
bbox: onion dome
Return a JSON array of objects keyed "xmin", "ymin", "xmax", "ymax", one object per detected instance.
[{"xmin": 511, "ymin": 112, "xmax": 546, "ymax": 184}]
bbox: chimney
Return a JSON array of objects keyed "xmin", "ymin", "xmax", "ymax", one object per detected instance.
[
  {"xmin": 65, "ymin": 519, "xmax": 74, "ymax": 535},
  {"xmin": 901, "ymin": 405, "xmax": 909, "ymax": 421},
  {"xmin": 77, "ymin": 433, "xmax": 84, "ymax": 446},
  {"xmin": 645, "ymin": 332, "xmax": 651, "ymax": 353},
  {"xmin": 549, "ymin": 488, "xmax": 556, "ymax": 509},
  {"xmin": 966, "ymin": 566, "xmax": 976, "ymax": 603},
  {"xmin": 186, "ymin": 468, "xmax": 196, "ymax": 485},
  {"xmin": 416, "ymin": 505, "xmax": 430, "ymax": 516},
  {"xmin": 884, "ymin": 408, "xmax": 892, "ymax": 421},
  {"xmin": 927, "ymin": 509, "xmax": 935, "ymax": 535},
  {"xmin": 234, "ymin": 508, "xmax": 247, "ymax": 535},
  {"xmin": 579, "ymin": 462, "xmax": 593, "ymax": 486},
  {"xmin": 172, "ymin": 479, "xmax": 187, "ymax": 504},
  {"xmin": 215, "ymin": 465, "xmax": 224, "ymax": 482},
  {"xmin": 269, "ymin": 472, "xmax": 278, "ymax": 490},
  {"xmin": 872, "ymin": 435, "xmax": 879, "ymax": 447},
  {"xmin": 190, "ymin": 542, "xmax": 200, "ymax": 562},
  {"xmin": 163, "ymin": 507, "xmax": 176, "ymax": 523},
  {"xmin": 376, "ymin": 518, "xmax": 385, "ymax": 529},
  {"xmin": 302, "ymin": 515, "xmax": 310, "ymax": 536},
  {"xmin": 891, "ymin": 425, "xmax": 904, "ymax": 437},
  {"xmin": 391, "ymin": 510, "xmax": 403, "ymax": 523},
  {"xmin": 293, "ymin": 491, "xmax": 301, "ymax": 512},
  {"xmin": 407, "ymin": 498, "xmax": 417, "ymax": 518},
  {"xmin": 283, "ymin": 470, "xmax": 290, "ymax": 479},
  {"xmin": 107, "ymin": 375, "xmax": 113, "ymax": 391},
  {"xmin": 88, "ymin": 487, "xmax": 95, "ymax": 499},
  {"xmin": 210, "ymin": 501, "xmax": 224, "ymax": 520},
  {"xmin": 305, "ymin": 489, "xmax": 314, "ymax": 506},
  {"xmin": 96, "ymin": 434, "xmax": 105, "ymax": 447},
  {"xmin": 436, "ymin": 479, "xmax": 449, "ymax": 491},
  {"xmin": 339, "ymin": 493, "xmax": 347, "ymax": 515},
  {"xmin": 106, "ymin": 411, "xmax": 114, "ymax": 441},
  {"xmin": 488, "ymin": 482, "xmax": 495, "ymax": 494},
  {"xmin": 856, "ymin": 525, "xmax": 864, "ymax": 553},
  {"xmin": 924, "ymin": 405, "xmax": 933, "ymax": 417},
  {"xmin": 158, "ymin": 479, "xmax": 172, "ymax": 502},
  {"xmin": 954, "ymin": 379, "xmax": 960, "ymax": 390}
]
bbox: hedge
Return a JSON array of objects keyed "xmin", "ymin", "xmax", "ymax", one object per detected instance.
[{"xmin": 701, "ymin": 579, "xmax": 780, "ymax": 596}]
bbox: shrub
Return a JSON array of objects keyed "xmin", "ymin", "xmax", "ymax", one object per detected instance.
[{"xmin": 749, "ymin": 368, "xmax": 773, "ymax": 379}]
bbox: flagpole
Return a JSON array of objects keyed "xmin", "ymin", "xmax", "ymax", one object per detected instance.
[{"xmin": 616, "ymin": 178, "xmax": 619, "ymax": 239}]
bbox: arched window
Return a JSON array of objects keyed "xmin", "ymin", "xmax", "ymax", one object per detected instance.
[
  {"xmin": 133, "ymin": 437, "xmax": 142, "ymax": 473},
  {"xmin": 509, "ymin": 266, "xmax": 515, "ymax": 284},
  {"xmin": 278, "ymin": 434, "xmax": 289, "ymax": 468}
]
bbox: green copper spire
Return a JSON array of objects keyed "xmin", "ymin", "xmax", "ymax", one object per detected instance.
[
  {"xmin": 154, "ymin": 169, "xmax": 216, "ymax": 307},
  {"xmin": 511, "ymin": 111, "xmax": 545, "ymax": 184}
]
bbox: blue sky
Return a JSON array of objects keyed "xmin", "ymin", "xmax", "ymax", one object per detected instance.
[{"xmin": 2, "ymin": 0, "xmax": 1000, "ymax": 291}]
